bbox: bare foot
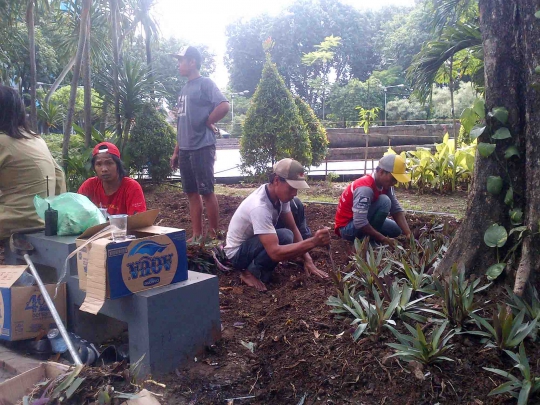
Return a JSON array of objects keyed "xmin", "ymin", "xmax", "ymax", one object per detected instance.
[{"xmin": 239, "ymin": 271, "xmax": 267, "ymax": 292}]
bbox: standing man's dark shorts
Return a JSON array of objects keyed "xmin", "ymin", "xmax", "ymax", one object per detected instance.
[{"xmin": 179, "ymin": 144, "xmax": 216, "ymax": 195}]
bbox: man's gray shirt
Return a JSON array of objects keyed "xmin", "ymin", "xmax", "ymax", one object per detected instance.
[
  {"xmin": 352, "ymin": 174, "xmax": 403, "ymax": 229},
  {"xmin": 176, "ymin": 76, "xmax": 228, "ymax": 150}
]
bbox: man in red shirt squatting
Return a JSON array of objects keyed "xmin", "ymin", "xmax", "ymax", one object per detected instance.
[
  {"xmin": 334, "ymin": 154, "xmax": 412, "ymax": 248},
  {"xmin": 78, "ymin": 142, "xmax": 147, "ymax": 216}
]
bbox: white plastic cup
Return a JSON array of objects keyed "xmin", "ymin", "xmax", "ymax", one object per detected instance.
[{"xmin": 109, "ymin": 214, "xmax": 128, "ymax": 242}]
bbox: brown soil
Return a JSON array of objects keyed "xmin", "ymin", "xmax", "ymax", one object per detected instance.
[
  {"xmin": 142, "ymin": 189, "xmax": 534, "ymax": 405},
  {"xmin": 0, "ymin": 189, "xmax": 534, "ymax": 404}
]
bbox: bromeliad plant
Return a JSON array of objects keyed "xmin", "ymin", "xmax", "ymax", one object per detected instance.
[
  {"xmin": 348, "ymin": 238, "xmax": 392, "ymax": 292},
  {"xmin": 432, "ymin": 265, "xmax": 491, "ymax": 329},
  {"xmin": 386, "ymin": 321, "xmax": 455, "ymax": 365},
  {"xmin": 326, "ymin": 280, "xmax": 359, "ymax": 317},
  {"xmin": 469, "ymin": 306, "xmax": 537, "ymax": 350},
  {"xmin": 506, "ymin": 283, "xmax": 540, "ymax": 340},
  {"xmin": 358, "ymin": 286, "xmax": 400, "ymax": 338},
  {"xmin": 484, "ymin": 343, "xmax": 540, "ymax": 404}
]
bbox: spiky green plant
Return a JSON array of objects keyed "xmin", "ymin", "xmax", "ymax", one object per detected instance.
[
  {"xmin": 432, "ymin": 265, "xmax": 490, "ymax": 329},
  {"xmin": 507, "ymin": 285, "xmax": 540, "ymax": 324},
  {"xmin": 386, "ymin": 321, "xmax": 455, "ymax": 365},
  {"xmin": 469, "ymin": 306, "xmax": 537, "ymax": 350},
  {"xmin": 326, "ymin": 282, "xmax": 359, "ymax": 317},
  {"xmin": 484, "ymin": 343, "xmax": 540, "ymax": 404},
  {"xmin": 395, "ymin": 283, "xmax": 434, "ymax": 323}
]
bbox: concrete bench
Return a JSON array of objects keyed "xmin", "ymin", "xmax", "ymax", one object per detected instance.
[{"xmin": 4, "ymin": 232, "xmax": 221, "ymax": 376}]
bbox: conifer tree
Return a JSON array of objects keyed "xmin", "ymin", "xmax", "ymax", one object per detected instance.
[
  {"xmin": 294, "ymin": 96, "xmax": 329, "ymax": 166},
  {"xmin": 240, "ymin": 56, "xmax": 311, "ymax": 177}
]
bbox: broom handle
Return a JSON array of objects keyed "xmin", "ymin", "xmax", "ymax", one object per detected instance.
[{"xmin": 23, "ymin": 254, "xmax": 83, "ymax": 365}]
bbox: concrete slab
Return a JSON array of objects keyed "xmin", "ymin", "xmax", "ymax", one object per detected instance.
[{"xmin": 0, "ymin": 343, "xmax": 41, "ymax": 383}]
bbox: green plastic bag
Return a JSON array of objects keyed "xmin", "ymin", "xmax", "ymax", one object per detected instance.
[{"xmin": 34, "ymin": 192, "xmax": 106, "ymax": 236}]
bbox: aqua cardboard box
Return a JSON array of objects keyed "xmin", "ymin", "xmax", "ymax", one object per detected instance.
[
  {"xmin": 75, "ymin": 210, "xmax": 188, "ymax": 301},
  {"xmin": 0, "ymin": 266, "xmax": 67, "ymax": 341}
]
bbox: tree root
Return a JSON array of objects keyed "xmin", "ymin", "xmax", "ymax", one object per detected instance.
[{"xmin": 513, "ymin": 236, "xmax": 532, "ymax": 297}]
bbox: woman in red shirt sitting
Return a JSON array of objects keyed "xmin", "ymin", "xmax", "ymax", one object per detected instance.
[{"xmin": 78, "ymin": 142, "xmax": 147, "ymax": 216}]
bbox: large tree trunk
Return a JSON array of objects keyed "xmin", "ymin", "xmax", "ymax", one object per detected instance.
[
  {"xmin": 110, "ymin": 0, "xmax": 122, "ymax": 140},
  {"xmin": 437, "ymin": 0, "xmax": 540, "ymax": 294},
  {"xmin": 26, "ymin": 0, "xmax": 37, "ymax": 132},
  {"xmin": 62, "ymin": 0, "xmax": 91, "ymax": 168},
  {"xmin": 83, "ymin": 15, "xmax": 92, "ymax": 147}
]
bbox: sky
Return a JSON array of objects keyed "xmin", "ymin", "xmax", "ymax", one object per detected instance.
[{"xmin": 153, "ymin": 0, "xmax": 417, "ymax": 89}]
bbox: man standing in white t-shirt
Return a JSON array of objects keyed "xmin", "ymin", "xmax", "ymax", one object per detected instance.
[{"xmin": 224, "ymin": 158, "xmax": 331, "ymax": 291}]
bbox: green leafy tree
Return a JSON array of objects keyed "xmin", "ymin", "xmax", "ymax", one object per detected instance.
[
  {"xmin": 294, "ymin": 96, "xmax": 328, "ymax": 166},
  {"xmin": 126, "ymin": 36, "xmax": 217, "ymax": 108},
  {"xmin": 129, "ymin": 103, "xmax": 176, "ymax": 183},
  {"xmin": 327, "ymin": 77, "xmax": 383, "ymax": 126},
  {"xmin": 225, "ymin": 0, "xmax": 380, "ymax": 99},
  {"xmin": 302, "ymin": 35, "xmax": 341, "ymax": 119},
  {"xmin": 49, "ymin": 85, "xmax": 102, "ymax": 126},
  {"xmin": 241, "ymin": 56, "xmax": 311, "ymax": 177},
  {"xmin": 375, "ymin": 5, "xmax": 432, "ymax": 71}
]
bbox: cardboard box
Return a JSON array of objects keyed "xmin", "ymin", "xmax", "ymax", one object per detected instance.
[
  {"xmin": 0, "ymin": 266, "xmax": 67, "ymax": 341},
  {"xmin": 76, "ymin": 210, "xmax": 188, "ymax": 300},
  {"xmin": 0, "ymin": 362, "xmax": 158, "ymax": 405},
  {"xmin": 0, "ymin": 362, "xmax": 70, "ymax": 404}
]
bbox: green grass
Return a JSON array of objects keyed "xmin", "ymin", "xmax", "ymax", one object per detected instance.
[{"xmin": 213, "ymin": 182, "xmax": 466, "ymax": 217}]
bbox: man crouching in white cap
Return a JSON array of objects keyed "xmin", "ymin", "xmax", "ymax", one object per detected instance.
[{"xmin": 224, "ymin": 158, "xmax": 331, "ymax": 291}]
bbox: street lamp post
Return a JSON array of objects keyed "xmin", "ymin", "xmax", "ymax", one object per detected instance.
[
  {"xmin": 382, "ymin": 84, "xmax": 405, "ymax": 126},
  {"xmin": 230, "ymin": 90, "xmax": 249, "ymax": 124}
]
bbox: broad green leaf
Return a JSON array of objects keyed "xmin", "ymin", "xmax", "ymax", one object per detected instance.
[
  {"xmin": 470, "ymin": 125, "xmax": 486, "ymax": 140},
  {"xmin": 473, "ymin": 98, "xmax": 485, "ymax": 119},
  {"xmin": 65, "ymin": 377, "xmax": 86, "ymax": 399},
  {"xmin": 478, "ymin": 142, "xmax": 496, "ymax": 158},
  {"xmin": 486, "ymin": 263, "xmax": 505, "ymax": 280},
  {"xmin": 509, "ymin": 225, "xmax": 528, "ymax": 236},
  {"xmin": 487, "ymin": 176, "xmax": 503, "ymax": 195},
  {"xmin": 460, "ymin": 107, "xmax": 477, "ymax": 133},
  {"xmin": 52, "ymin": 365, "xmax": 84, "ymax": 399},
  {"xmin": 510, "ymin": 208, "xmax": 524, "ymax": 225},
  {"xmin": 484, "ymin": 367, "xmax": 520, "ymax": 382},
  {"xmin": 536, "ymin": 66, "xmax": 540, "ymax": 74},
  {"xmin": 489, "ymin": 107, "xmax": 509, "ymax": 124},
  {"xmin": 492, "ymin": 128, "xmax": 512, "ymax": 140},
  {"xmin": 536, "ymin": 10, "xmax": 540, "ymax": 18},
  {"xmin": 518, "ymin": 381, "xmax": 532, "ymax": 405},
  {"xmin": 353, "ymin": 323, "xmax": 368, "ymax": 341},
  {"xmin": 489, "ymin": 381, "xmax": 519, "ymax": 396},
  {"xmin": 484, "ymin": 224, "xmax": 508, "ymax": 248},
  {"xmin": 504, "ymin": 188, "xmax": 514, "ymax": 206},
  {"xmin": 504, "ymin": 145, "xmax": 520, "ymax": 159}
]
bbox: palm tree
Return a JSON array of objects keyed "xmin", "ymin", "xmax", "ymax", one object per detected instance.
[
  {"xmin": 110, "ymin": 0, "xmax": 122, "ymax": 138},
  {"xmin": 407, "ymin": 22, "xmax": 482, "ymax": 101},
  {"xmin": 62, "ymin": 0, "xmax": 91, "ymax": 166},
  {"xmin": 44, "ymin": 0, "xmax": 110, "ymax": 105},
  {"xmin": 23, "ymin": 0, "xmax": 52, "ymax": 131},
  {"xmin": 95, "ymin": 58, "xmax": 162, "ymax": 152},
  {"xmin": 118, "ymin": 0, "xmax": 159, "ymax": 86},
  {"xmin": 82, "ymin": 5, "xmax": 92, "ymax": 146},
  {"xmin": 37, "ymin": 99, "xmax": 65, "ymax": 134}
]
